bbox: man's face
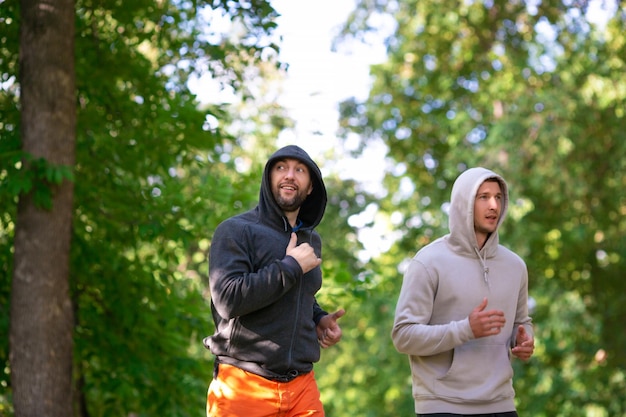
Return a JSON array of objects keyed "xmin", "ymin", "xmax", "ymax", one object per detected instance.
[
  {"xmin": 270, "ymin": 158, "xmax": 313, "ymax": 213},
  {"xmin": 474, "ymin": 179, "xmax": 502, "ymax": 238}
]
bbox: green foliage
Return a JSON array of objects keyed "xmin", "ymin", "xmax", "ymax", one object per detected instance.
[
  {"xmin": 314, "ymin": 172, "xmax": 417, "ymax": 415},
  {"xmin": 0, "ymin": 152, "xmax": 74, "ymax": 209},
  {"xmin": 335, "ymin": 0, "xmax": 626, "ymax": 415},
  {"xmin": 1, "ymin": 0, "xmax": 282, "ymax": 415},
  {"xmin": 316, "ymin": 261, "xmax": 414, "ymax": 416}
]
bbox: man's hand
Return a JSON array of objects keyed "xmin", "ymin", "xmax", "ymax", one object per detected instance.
[
  {"xmin": 286, "ymin": 233, "xmax": 321, "ymax": 273},
  {"xmin": 317, "ymin": 309, "xmax": 345, "ymax": 348},
  {"xmin": 511, "ymin": 325, "xmax": 535, "ymax": 361},
  {"xmin": 469, "ymin": 297, "xmax": 506, "ymax": 338}
]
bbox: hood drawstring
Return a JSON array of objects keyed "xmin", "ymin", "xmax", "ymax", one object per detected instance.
[{"xmin": 475, "ymin": 247, "xmax": 490, "ymax": 288}]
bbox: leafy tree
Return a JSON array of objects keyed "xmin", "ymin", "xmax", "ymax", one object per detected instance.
[
  {"xmin": 1, "ymin": 0, "xmax": 285, "ymax": 415},
  {"xmin": 9, "ymin": 0, "xmax": 76, "ymax": 415}
]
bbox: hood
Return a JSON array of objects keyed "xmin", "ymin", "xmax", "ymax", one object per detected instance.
[
  {"xmin": 447, "ymin": 167, "xmax": 509, "ymax": 257},
  {"xmin": 259, "ymin": 145, "xmax": 327, "ymax": 230}
]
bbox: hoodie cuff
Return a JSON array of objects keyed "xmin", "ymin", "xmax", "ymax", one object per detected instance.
[
  {"xmin": 314, "ymin": 311, "xmax": 328, "ymax": 325},
  {"xmin": 282, "ymin": 255, "xmax": 303, "ymax": 276}
]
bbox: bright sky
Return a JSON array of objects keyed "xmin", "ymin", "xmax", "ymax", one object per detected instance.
[
  {"xmin": 271, "ymin": 0, "xmax": 389, "ymax": 187},
  {"xmin": 271, "ymin": 1, "xmax": 371, "ymax": 149},
  {"xmin": 271, "ymin": 1, "xmax": 397, "ymax": 260}
]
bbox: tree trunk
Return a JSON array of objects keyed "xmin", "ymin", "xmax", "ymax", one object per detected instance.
[{"xmin": 10, "ymin": 0, "xmax": 76, "ymax": 416}]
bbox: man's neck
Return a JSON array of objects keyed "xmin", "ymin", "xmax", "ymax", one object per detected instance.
[
  {"xmin": 475, "ymin": 232, "xmax": 488, "ymax": 249},
  {"xmin": 284, "ymin": 210, "xmax": 299, "ymax": 227}
]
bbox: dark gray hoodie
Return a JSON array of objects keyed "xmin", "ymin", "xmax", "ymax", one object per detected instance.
[{"xmin": 204, "ymin": 145, "xmax": 328, "ymax": 380}]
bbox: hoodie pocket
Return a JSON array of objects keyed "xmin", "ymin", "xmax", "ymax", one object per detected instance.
[{"xmin": 433, "ymin": 342, "xmax": 514, "ymax": 402}]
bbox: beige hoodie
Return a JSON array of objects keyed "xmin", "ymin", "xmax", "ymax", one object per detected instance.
[{"xmin": 392, "ymin": 167, "xmax": 533, "ymax": 415}]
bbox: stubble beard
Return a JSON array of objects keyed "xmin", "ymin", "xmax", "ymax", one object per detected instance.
[
  {"xmin": 274, "ymin": 189, "xmax": 307, "ymax": 213},
  {"xmin": 475, "ymin": 222, "xmax": 497, "ymax": 237}
]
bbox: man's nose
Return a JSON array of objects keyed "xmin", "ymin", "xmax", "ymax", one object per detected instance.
[{"xmin": 284, "ymin": 167, "xmax": 296, "ymax": 178}]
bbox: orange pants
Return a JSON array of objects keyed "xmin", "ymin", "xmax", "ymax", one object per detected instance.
[{"xmin": 207, "ymin": 363, "xmax": 324, "ymax": 417}]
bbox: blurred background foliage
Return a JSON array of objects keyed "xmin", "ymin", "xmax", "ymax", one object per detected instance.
[{"xmin": 1, "ymin": 0, "xmax": 625, "ymax": 416}]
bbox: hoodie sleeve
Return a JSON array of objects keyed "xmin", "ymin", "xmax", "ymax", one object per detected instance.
[
  {"xmin": 312, "ymin": 299, "xmax": 328, "ymax": 324},
  {"xmin": 209, "ymin": 220, "xmax": 302, "ymax": 319},
  {"xmin": 511, "ymin": 264, "xmax": 534, "ymax": 347},
  {"xmin": 392, "ymin": 258, "xmax": 475, "ymax": 356}
]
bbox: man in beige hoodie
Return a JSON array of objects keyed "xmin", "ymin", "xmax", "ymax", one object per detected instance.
[{"xmin": 392, "ymin": 167, "xmax": 534, "ymax": 417}]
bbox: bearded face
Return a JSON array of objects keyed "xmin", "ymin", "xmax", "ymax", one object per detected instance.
[{"xmin": 270, "ymin": 158, "xmax": 313, "ymax": 214}]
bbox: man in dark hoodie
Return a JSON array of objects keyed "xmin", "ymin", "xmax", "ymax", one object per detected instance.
[{"xmin": 204, "ymin": 145, "xmax": 345, "ymax": 417}]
